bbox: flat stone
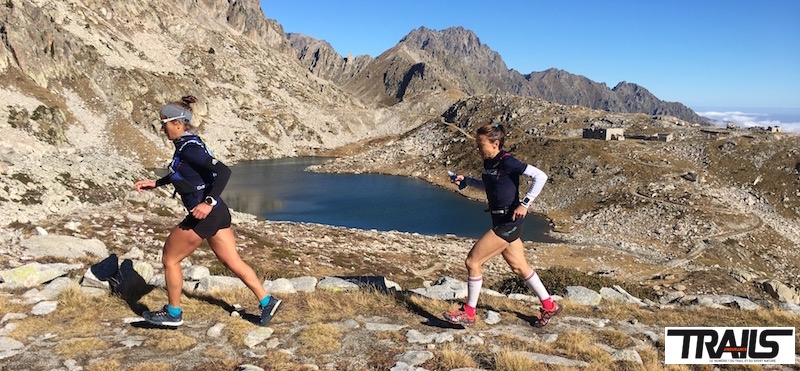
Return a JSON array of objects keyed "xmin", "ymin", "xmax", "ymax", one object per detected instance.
[
  {"xmin": 518, "ymin": 351, "xmax": 589, "ymax": 367},
  {"xmin": 461, "ymin": 334, "xmax": 484, "ymax": 345},
  {"xmin": 182, "ymin": 266, "xmax": 210, "ymax": 281},
  {"xmin": 317, "ymin": 276, "xmax": 360, "ymax": 291},
  {"xmin": 365, "ymin": 322, "xmax": 407, "ymax": 331},
  {"xmin": 40, "ymin": 277, "xmax": 75, "ymax": 300},
  {"xmin": 484, "ymin": 310, "xmax": 501, "ymax": 325},
  {"xmin": 1, "ymin": 313, "xmax": 27, "ymax": 324},
  {"xmin": 564, "ymin": 286, "xmax": 601, "ymax": 306},
  {"xmin": 21, "ymin": 235, "xmax": 108, "ymax": 259},
  {"xmin": 120, "ymin": 338, "xmax": 143, "ymax": 348},
  {"xmin": 396, "ymin": 350, "xmax": 433, "ymax": 366},
  {"xmin": 0, "ymin": 323, "xmax": 18, "ymax": 336},
  {"xmin": 236, "ymin": 365, "xmax": 265, "ymax": 371},
  {"xmin": 288, "ymin": 276, "xmax": 317, "ymax": 292},
  {"xmin": 197, "ymin": 276, "xmax": 246, "ymax": 292},
  {"xmin": 0, "ymin": 337, "xmax": 24, "ymax": 360},
  {"xmin": 243, "ymin": 327, "xmax": 274, "ymax": 348},
  {"xmin": 410, "ymin": 276, "xmax": 467, "ymax": 300},
  {"xmin": 31, "ymin": 300, "xmax": 58, "ymax": 315},
  {"xmin": 207, "ymin": 323, "xmax": 226, "ymax": 337},
  {"xmin": 266, "ymin": 278, "xmax": 296, "ymax": 294},
  {"xmin": 611, "ymin": 349, "xmax": 643, "ymax": 364},
  {"xmin": 0, "ymin": 262, "xmax": 82, "ymax": 289}
]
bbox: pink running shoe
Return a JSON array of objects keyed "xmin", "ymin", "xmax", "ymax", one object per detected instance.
[
  {"xmin": 533, "ymin": 302, "xmax": 562, "ymax": 328},
  {"xmin": 443, "ymin": 305, "xmax": 476, "ymax": 327}
]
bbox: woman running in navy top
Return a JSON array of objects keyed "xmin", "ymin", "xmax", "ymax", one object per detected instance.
[
  {"xmin": 444, "ymin": 123, "xmax": 561, "ymax": 327},
  {"xmin": 134, "ymin": 96, "xmax": 281, "ymax": 327}
]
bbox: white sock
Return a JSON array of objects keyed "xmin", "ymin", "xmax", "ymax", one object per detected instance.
[
  {"xmin": 466, "ymin": 276, "xmax": 483, "ymax": 308},
  {"xmin": 524, "ymin": 271, "xmax": 551, "ymax": 301}
]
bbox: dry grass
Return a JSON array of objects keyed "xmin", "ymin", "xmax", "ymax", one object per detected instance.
[
  {"xmin": 143, "ymin": 330, "xmax": 197, "ymax": 351},
  {"xmin": 595, "ymin": 328, "xmax": 636, "ymax": 349},
  {"xmin": 221, "ymin": 316, "xmax": 258, "ymax": 347},
  {"xmin": 130, "ymin": 363, "xmax": 173, "ymax": 371},
  {"xmin": 373, "ymin": 329, "xmax": 406, "ymax": 343},
  {"xmin": 298, "ymin": 323, "xmax": 342, "ymax": 354},
  {"xmin": 9, "ymin": 285, "xmax": 127, "ymax": 341},
  {"xmin": 194, "ymin": 358, "xmax": 246, "ymax": 371},
  {"xmin": 0, "ymin": 294, "xmax": 29, "ymax": 318},
  {"xmin": 433, "ymin": 343, "xmax": 478, "ymax": 369},
  {"xmin": 137, "ymin": 287, "xmax": 256, "ymax": 324},
  {"xmin": 5, "ymin": 264, "xmax": 798, "ymax": 371},
  {"xmin": 554, "ymin": 331, "xmax": 613, "ymax": 365},
  {"xmin": 84, "ymin": 358, "xmax": 122, "ymax": 371},
  {"xmin": 278, "ymin": 289, "xmax": 408, "ymax": 324},
  {"xmin": 54, "ymin": 337, "xmax": 109, "ymax": 359},
  {"xmin": 492, "ymin": 333, "xmax": 551, "ymax": 353},
  {"xmin": 493, "ymin": 349, "xmax": 547, "ymax": 371}
]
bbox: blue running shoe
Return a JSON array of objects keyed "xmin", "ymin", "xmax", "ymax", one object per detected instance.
[
  {"xmin": 143, "ymin": 305, "xmax": 184, "ymax": 326},
  {"xmin": 259, "ymin": 296, "xmax": 282, "ymax": 326}
]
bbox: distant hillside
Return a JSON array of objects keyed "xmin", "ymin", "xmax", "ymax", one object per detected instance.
[
  {"xmin": 289, "ymin": 26, "xmax": 708, "ymax": 124},
  {"xmin": 0, "ymin": 0, "xmax": 438, "ymax": 168}
]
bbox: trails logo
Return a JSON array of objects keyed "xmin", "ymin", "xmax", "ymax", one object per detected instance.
[{"xmin": 665, "ymin": 327, "xmax": 795, "ymax": 364}]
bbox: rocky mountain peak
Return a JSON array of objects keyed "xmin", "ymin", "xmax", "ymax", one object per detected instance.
[
  {"xmin": 290, "ymin": 25, "xmax": 706, "ymax": 123},
  {"xmin": 399, "ymin": 26, "xmax": 509, "ymax": 74}
]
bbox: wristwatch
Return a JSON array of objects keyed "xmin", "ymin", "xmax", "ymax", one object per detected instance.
[
  {"xmin": 520, "ymin": 196, "xmax": 532, "ymax": 208},
  {"xmin": 204, "ymin": 196, "xmax": 218, "ymax": 206}
]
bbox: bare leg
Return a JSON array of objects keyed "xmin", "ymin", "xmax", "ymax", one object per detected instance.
[
  {"xmin": 465, "ymin": 229, "xmax": 512, "ymax": 277},
  {"xmin": 207, "ymin": 227, "xmax": 268, "ymax": 301},
  {"xmin": 444, "ymin": 229, "xmax": 511, "ymax": 324},
  {"xmin": 500, "ymin": 239, "xmax": 533, "ymax": 278},
  {"xmin": 502, "ymin": 239, "xmax": 552, "ymax": 302},
  {"xmin": 163, "ymin": 226, "xmax": 203, "ymax": 307}
]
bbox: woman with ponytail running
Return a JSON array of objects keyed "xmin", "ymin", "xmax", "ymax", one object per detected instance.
[
  {"xmin": 134, "ymin": 95, "xmax": 281, "ymax": 327},
  {"xmin": 444, "ymin": 123, "xmax": 561, "ymax": 328}
]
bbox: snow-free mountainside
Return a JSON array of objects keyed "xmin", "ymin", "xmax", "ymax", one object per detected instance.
[{"xmin": 1, "ymin": 0, "xmax": 799, "ymax": 369}]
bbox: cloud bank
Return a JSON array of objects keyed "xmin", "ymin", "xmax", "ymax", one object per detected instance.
[{"xmin": 698, "ymin": 110, "xmax": 800, "ymax": 132}]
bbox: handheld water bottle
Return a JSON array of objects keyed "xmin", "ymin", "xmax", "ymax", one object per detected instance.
[{"xmin": 448, "ymin": 171, "xmax": 467, "ymax": 190}]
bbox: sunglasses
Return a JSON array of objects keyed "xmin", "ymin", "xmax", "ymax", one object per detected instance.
[{"xmin": 160, "ymin": 115, "xmax": 185, "ymax": 126}]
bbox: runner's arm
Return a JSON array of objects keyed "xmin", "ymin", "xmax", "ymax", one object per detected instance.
[
  {"xmin": 520, "ymin": 165, "xmax": 547, "ymax": 208},
  {"xmin": 155, "ymin": 175, "xmax": 171, "ymax": 187},
  {"xmin": 203, "ymin": 158, "xmax": 231, "ymax": 200},
  {"xmin": 181, "ymin": 144, "xmax": 231, "ymax": 200},
  {"xmin": 463, "ymin": 176, "xmax": 485, "ymax": 190}
]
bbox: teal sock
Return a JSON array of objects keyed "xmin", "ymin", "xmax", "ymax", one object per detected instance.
[
  {"xmin": 167, "ymin": 305, "xmax": 182, "ymax": 317},
  {"xmin": 259, "ymin": 295, "xmax": 271, "ymax": 307}
]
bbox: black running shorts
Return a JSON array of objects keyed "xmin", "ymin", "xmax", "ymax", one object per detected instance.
[
  {"xmin": 491, "ymin": 213, "xmax": 524, "ymax": 243},
  {"xmin": 178, "ymin": 200, "xmax": 231, "ymax": 238}
]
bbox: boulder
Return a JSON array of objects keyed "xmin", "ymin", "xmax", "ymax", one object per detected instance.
[
  {"xmin": 564, "ymin": 286, "xmax": 602, "ymax": 306},
  {"xmin": 21, "ymin": 235, "xmax": 108, "ymax": 259},
  {"xmin": 763, "ymin": 280, "xmax": 799, "ymax": 304},
  {"xmin": 0, "ymin": 262, "xmax": 82, "ymax": 289}
]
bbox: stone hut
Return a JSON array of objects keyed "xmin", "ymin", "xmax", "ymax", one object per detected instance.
[{"xmin": 583, "ymin": 127, "xmax": 625, "ymax": 141}]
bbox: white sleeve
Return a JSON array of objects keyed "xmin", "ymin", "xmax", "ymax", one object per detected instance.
[{"xmin": 520, "ymin": 164, "xmax": 547, "ymax": 207}]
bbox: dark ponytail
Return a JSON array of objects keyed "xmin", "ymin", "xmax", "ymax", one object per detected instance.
[
  {"xmin": 477, "ymin": 123, "xmax": 506, "ymax": 149},
  {"xmin": 176, "ymin": 95, "xmax": 197, "ymax": 111}
]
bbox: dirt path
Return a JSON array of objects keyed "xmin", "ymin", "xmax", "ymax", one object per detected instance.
[{"xmin": 627, "ymin": 182, "xmax": 763, "ymax": 280}]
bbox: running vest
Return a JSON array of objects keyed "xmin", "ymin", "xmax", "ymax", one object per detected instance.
[
  {"xmin": 482, "ymin": 151, "xmax": 526, "ymax": 210},
  {"xmin": 168, "ymin": 135, "xmax": 217, "ymax": 207}
]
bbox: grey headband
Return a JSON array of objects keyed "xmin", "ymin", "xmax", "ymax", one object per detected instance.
[{"xmin": 159, "ymin": 104, "xmax": 192, "ymax": 124}]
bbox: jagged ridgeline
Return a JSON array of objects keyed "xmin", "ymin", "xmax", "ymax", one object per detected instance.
[
  {"xmin": 289, "ymin": 26, "xmax": 708, "ymax": 124},
  {"xmin": 3, "ymin": 0, "xmax": 704, "ymax": 170}
]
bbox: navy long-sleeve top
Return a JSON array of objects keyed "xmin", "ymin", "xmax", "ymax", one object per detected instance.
[{"xmin": 156, "ymin": 134, "xmax": 231, "ymax": 211}]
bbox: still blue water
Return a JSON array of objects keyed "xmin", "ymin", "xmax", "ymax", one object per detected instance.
[{"xmin": 223, "ymin": 157, "xmax": 556, "ymax": 242}]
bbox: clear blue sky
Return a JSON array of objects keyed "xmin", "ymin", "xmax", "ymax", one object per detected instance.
[{"xmin": 261, "ymin": 0, "xmax": 800, "ymax": 110}]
